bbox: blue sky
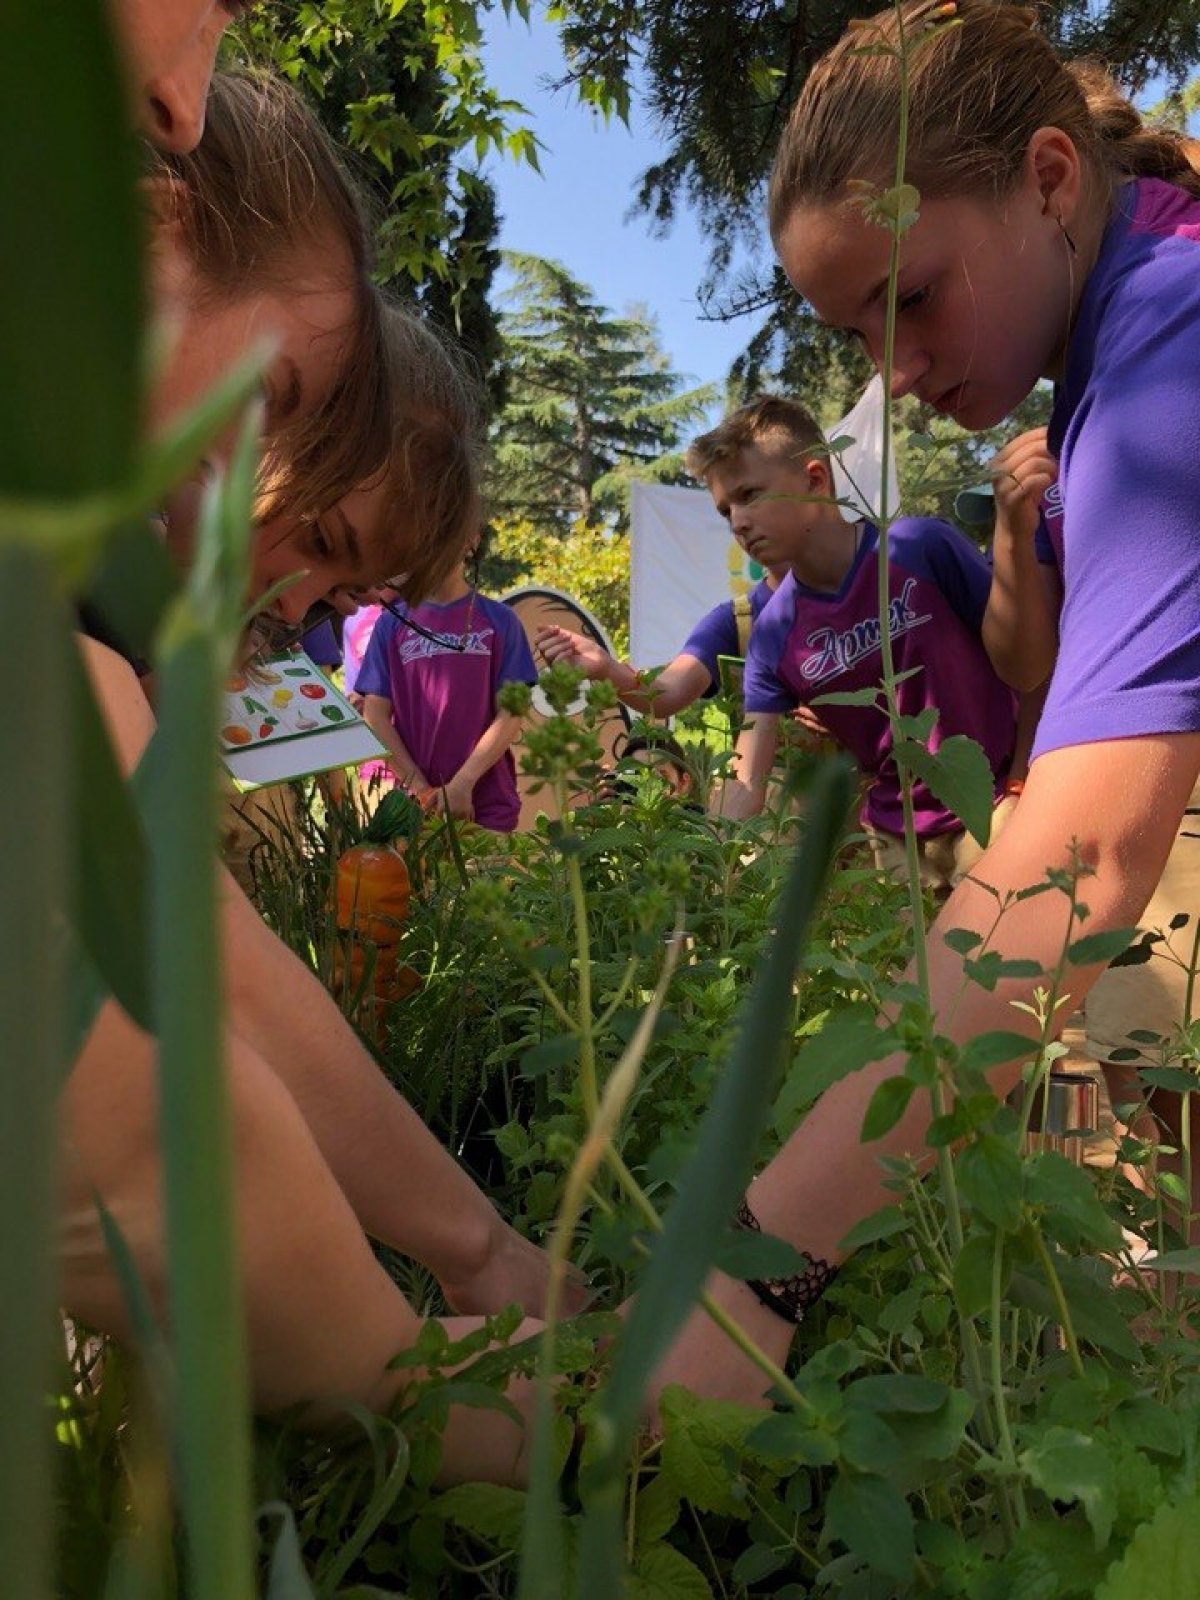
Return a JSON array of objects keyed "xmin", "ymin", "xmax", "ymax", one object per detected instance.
[{"xmin": 481, "ymin": 8, "xmax": 763, "ymax": 402}]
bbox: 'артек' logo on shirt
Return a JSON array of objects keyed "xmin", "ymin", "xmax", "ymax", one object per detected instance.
[
  {"xmin": 399, "ymin": 627, "xmax": 494, "ymax": 666},
  {"xmin": 799, "ymin": 578, "xmax": 932, "ymax": 687}
]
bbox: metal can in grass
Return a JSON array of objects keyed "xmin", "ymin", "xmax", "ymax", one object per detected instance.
[{"xmin": 1023, "ymin": 1071, "xmax": 1100, "ymax": 1166}]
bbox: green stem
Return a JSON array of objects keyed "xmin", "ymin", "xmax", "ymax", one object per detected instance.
[
  {"xmin": 1030, "ymin": 1232, "xmax": 1086, "ymax": 1380},
  {"xmin": 568, "ymin": 852, "xmax": 598, "ymax": 1119},
  {"xmin": 988, "ymin": 1231, "xmax": 1027, "ymax": 1530}
]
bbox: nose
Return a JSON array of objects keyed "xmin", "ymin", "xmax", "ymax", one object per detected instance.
[
  {"xmin": 143, "ymin": 63, "xmax": 211, "ymax": 154},
  {"xmin": 273, "ymin": 571, "xmax": 329, "ymax": 626},
  {"xmin": 886, "ymin": 342, "xmax": 931, "ymax": 402}
]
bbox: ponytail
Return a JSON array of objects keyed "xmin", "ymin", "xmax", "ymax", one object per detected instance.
[
  {"xmin": 769, "ymin": 0, "xmax": 1200, "ymax": 239},
  {"xmin": 1068, "ymin": 61, "xmax": 1200, "ymax": 199}
]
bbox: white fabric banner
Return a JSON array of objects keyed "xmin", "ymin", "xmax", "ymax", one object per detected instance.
[{"xmin": 628, "ymin": 378, "xmax": 898, "ymax": 668}]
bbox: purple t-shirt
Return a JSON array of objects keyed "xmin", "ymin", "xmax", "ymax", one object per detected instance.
[
  {"xmin": 1031, "ymin": 178, "xmax": 1200, "ymax": 758},
  {"xmin": 356, "ymin": 590, "xmax": 537, "ymax": 832},
  {"xmin": 301, "ymin": 617, "xmax": 342, "ymax": 668},
  {"xmin": 744, "ymin": 520, "xmax": 1016, "ymax": 837},
  {"xmin": 681, "ymin": 578, "xmax": 775, "ymax": 694}
]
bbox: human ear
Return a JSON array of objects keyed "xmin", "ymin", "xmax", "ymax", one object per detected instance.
[
  {"xmin": 1026, "ymin": 126, "xmax": 1085, "ymax": 232},
  {"xmin": 804, "ymin": 456, "xmax": 834, "ymax": 500}
]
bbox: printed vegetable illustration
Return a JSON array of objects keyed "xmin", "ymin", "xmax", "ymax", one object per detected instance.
[
  {"xmin": 226, "ymin": 673, "xmax": 248, "ymax": 693},
  {"xmin": 320, "ymin": 706, "xmax": 344, "ymax": 722},
  {"xmin": 258, "ymin": 723, "xmax": 274, "ymax": 740},
  {"xmin": 222, "ymin": 725, "xmax": 252, "ymax": 746},
  {"xmin": 272, "ymin": 688, "xmax": 292, "ymax": 707},
  {"xmin": 300, "ymin": 683, "xmax": 327, "ymax": 699}
]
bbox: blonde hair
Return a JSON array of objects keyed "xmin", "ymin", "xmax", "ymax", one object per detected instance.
[
  {"xmin": 768, "ymin": 0, "xmax": 1200, "ymax": 241},
  {"xmin": 686, "ymin": 395, "xmax": 826, "ymax": 480},
  {"xmin": 160, "ymin": 70, "xmax": 388, "ymax": 528}
]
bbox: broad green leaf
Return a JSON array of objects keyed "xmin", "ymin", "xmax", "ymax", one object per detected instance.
[
  {"xmin": 750, "ymin": 1410, "xmax": 840, "ymax": 1467},
  {"xmin": 1, "ymin": 0, "xmax": 141, "ymax": 499},
  {"xmin": 1136, "ymin": 1246, "xmax": 1200, "ymax": 1272},
  {"xmin": 714, "ymin": 1226, "xmax": 815, "ymax": 1282},
  {"xmin": 958, "ymin": 1030, "xmax": 1038, "ymax": 1074},
  {"xmin": 813, "ymin": 686, "xmax": 883, "ymax": 708},
  {"xmin": 845, "ymin": 1374, "xmax": 949, "ymax": 1414},
  {"xmin": 957, "ymin": 1134, "xmax": 1024, "ymax": 1231},
  {"xmin": 1138, "ymin": 1066, "xmax": 1200, "ymax": 1093},
  {"xmin": 953, "ymin": 1231, "xmax": 999, "ymax": 1318},
  {"xmin": 772, "ymin": 1008, "xmax": 897, "ymax": 1132},
  {"xmin": 628, "ymin": 1544, "xmax": 712, "ymax": 1600},
  {"xmin": 894, "ymin": 734, "xmax": 995, "ymax": 847},
  {"xmin": 1024, "ymin": 1153, "xmax": 1121, "ymax": 1251},
  {"xmin": 1067, "ymin": 928, "xmax": 1139, "ymax": 967},
  {"xmin": 885, "ymin": 1389, "xmax": 973, "ymax": 1463},
  {"xmin": 824, "ymin": 1471, "xmax": 915, "ymax": 1583},
  {"xmin": 658, "ymin": 1386, "xmax": 758, "ymax": 1518},
  {"xmin": 731, "ymin": 1543, "xmax": 789, "ymax": 1585},
  {"xmin": 838, "ymin": 1204, "xmax": 910, "ymax": 1253},
  {"xmin": 838, "ymin": 1410, "xmax": 902, "ymax": 1473},
  {"xmin": 434, "ymin": 1484, "xmax": 526, "ymax": 1549},
  {"xmin": 1008, "ymin": 1262, "xmax": 1140, "ymax": 1362},
  {"xmin": 1095, "ymin": 1491, "xmax": 1200, "ymax": 1600},
  {"xmin": 576, "ymin": 763, "xmax": 852, "ymax": 1600},
  {"xmin": 1019, "ymin": 1428, "xmax": 1116, "ymax": 1548},
  {"xmin": 861, "ymin": 1074, "xmax": 916, "ymax": 1141},
  {"xmin": 633, "ymin": 1476, "xmax": 681, "ymax": 1550}
]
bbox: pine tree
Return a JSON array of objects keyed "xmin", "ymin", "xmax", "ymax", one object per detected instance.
[{"xmin": 490, "ymin": 253, "xmax": 716, "ymax": 535}]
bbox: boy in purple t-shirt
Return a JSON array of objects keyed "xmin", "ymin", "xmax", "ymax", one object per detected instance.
[
  {"xmin": 357, "ymin": 550, "xmax": 537, "ymax": 833},
  {"xmin": 693, "ymin": 395, "xmax": 1020, "ymax": 893}
]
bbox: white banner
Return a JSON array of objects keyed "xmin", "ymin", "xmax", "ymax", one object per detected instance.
[{"xmin": 628, "ymin": 378, "xmax": 898, "ymax": 668}]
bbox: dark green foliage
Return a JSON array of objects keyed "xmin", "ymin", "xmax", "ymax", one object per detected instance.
[{"xmin": 489, "ymin": 253, "xmax": 717, "ymax": 534}]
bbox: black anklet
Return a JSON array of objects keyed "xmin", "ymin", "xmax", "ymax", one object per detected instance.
[{"xmin": 735, "ymin": 1199, "xmax": 838, "ymax": 1326}]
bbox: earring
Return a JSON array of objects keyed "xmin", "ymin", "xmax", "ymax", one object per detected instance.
[{"xmin": 1055, "ymin": 211, "xmax": 1077, "ymax": 255}]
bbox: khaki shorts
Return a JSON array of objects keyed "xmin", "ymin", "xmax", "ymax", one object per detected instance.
[
  {"xmin": 1085, "ymin": 779, "xmax": 1200, "ymax": 1062},
  {"xmin": 865, "ymin": 794, "xmax": 1018, "ymax": 898}
]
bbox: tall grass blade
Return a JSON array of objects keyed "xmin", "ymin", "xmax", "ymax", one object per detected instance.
[
  {"xmin": 70, "ymin": 642, "xmax": 151, "ymax": 1026},
  {"xmin": 0, "ymin": 0, "xmax": 141, "ymax": 497},
  {"xmin": 577, "ymin": 761, "xmax": 853, "ymax": 1599},
  {"xmin": 146, "ymin": 452, "xmax": 257, "ymax": 1598},
  {"xmin": 0, "ymin": 552, "xmax": 71, "ymax": 1600}
]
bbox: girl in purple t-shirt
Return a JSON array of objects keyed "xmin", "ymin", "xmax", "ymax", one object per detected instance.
[
  {"xmin": 357, "ymin": 546, "xmax": 538, "ymax": 833},
  {"xmin": 651, "ymin": 2, "xmax": 1200, "ymax": 1409}
]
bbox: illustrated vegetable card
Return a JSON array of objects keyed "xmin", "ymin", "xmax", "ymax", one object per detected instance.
[{"xmin": 220, "ymin": 650, "xmax": 386, "ymax": 790}]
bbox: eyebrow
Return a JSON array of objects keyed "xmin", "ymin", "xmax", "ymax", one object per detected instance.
[{"xmin": 814, "ymin": 275, "xmax": 892, "ymax": 330}]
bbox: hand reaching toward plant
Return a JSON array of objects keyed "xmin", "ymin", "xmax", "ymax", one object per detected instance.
[{"xmin": 536, "ymin": 623, "xmax": 613, "ymax": 680}]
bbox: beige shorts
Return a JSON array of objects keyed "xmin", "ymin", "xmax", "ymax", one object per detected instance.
[
  {"xmin": 1084, "ymin": 779, "xmax": 1200, "ymax": 1062},
  {"xmin": 865, "ymin": 794, "xmax": 1018, "ymax": 898}
]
